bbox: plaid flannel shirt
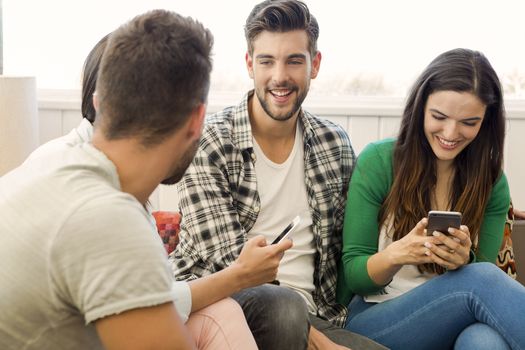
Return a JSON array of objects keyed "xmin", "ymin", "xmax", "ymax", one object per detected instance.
[{"xmin": 170, "ymin": 91, "xmax": 355, "ymax": 326}]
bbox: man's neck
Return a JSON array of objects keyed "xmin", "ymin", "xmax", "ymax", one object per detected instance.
[
  {"xmin": 92, "ymin": 132, "xmax": 162, "ymax": 205},
  {"xmin": 248, "ymin": 95, "xmax": 299, "ymax": 164}
]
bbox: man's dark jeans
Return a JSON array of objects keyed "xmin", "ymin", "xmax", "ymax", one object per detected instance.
[{"xmin": 232, "ymin": 284, "xmax": 387, "ymax": 350}]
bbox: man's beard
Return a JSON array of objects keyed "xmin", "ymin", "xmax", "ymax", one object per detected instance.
[
  {"xmin": 255, "ymin": 83, "xmax": 308, "ymax": 121},
  {"xmin": 161, "ymin": 138, "xmax": 199, "ymax": 185}
]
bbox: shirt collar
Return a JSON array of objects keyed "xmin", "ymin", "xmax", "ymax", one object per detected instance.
[
  {"xmin": 231, "ymin": 89, "xmax": 316, "ymax": 151},
  {"xmin": 231, "ymin": 91, "xmax": 254, "ymax": 151}
]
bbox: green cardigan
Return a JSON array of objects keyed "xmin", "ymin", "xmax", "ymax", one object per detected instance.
[{"xmin": 337, "ymin": 138, "xmax": 510, "ymax": 305}]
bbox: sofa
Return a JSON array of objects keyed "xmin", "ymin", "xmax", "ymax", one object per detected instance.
[{"xmin": 512, "ymin": 220, "xmax": 525, "ymax": 285}]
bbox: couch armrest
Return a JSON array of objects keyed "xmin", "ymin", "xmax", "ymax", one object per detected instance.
[{"xmin": 513, "ymin": 220, "xmax": 525, "ymax": 285}]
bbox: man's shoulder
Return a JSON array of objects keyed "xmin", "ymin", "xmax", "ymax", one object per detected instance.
[
  {"xmin": 302, "ymin": 110, "xmax": 353, "ymax": 161},
  {"xmin": 303, "ymin": 110, "xmax": 350, "ymax": 144},
  {"xmin": 25, "ymin": 119, "xmax": 93, "ymax": 164},
  {"xmin": 51, "ymin": 152, "xmax": 145, "ymax": 226},
  {"xmin": 55, "ymin": 173, "xmax": 145, "ymax": 235},
  {"xmin": 206, "ymin": 105, "xmax": 237, "ymax": 125},
  {"xmin": 2, "ymin": 145, "xmax": 112, "ymax": 199},
  {"xmin": 54, "ymin": 190, "xmax": 156, "ymax": 265},
  {"xmin": 202, "ymin": 106, "xmax": 237, "ymax": 142},
  {"xmin": 200, "ymin": 103, "xmax": 252, "ymax": 155},
  {"xmin": 302, "ymin": 111, "xmax": 355, "ymax": 182}
]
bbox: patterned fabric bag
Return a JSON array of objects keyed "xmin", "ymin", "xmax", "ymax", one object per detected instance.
[{"xmin": 497, "ymin": 202, "xmax": 517, "ymax": 279}]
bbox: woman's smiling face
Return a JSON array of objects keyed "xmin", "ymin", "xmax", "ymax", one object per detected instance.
[{"xmin": 424, "ymin": 90, "xmax": 486, "ymax": 168}]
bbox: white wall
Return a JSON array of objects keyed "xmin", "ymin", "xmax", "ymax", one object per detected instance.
[{"xmin": 37, "ymin": 91, "xmax": 525, "ymax": 210}]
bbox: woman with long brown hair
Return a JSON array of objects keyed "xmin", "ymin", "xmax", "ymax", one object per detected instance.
[{"xmin": 338, "ymin": 48, "xmax": 525, "ymax": 350}]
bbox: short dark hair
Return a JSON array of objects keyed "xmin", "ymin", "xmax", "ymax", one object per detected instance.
[
  {"xmin": 245, "ymin": 0, "xmax": 319, "ymax": 56},
  {"xmin": 95, "ymin": 9, "xmax": 213, "ymax": 146},
  {"xmin": 81, "ymin": 33, "xmax": 110, "ymax": 124}
]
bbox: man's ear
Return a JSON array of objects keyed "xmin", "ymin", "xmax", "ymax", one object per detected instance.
[
  {"xmin": 310, "ymin": 51, "xmax": 322, "ymax": 79},
  {"xmin": 93, "ymin": 91, "xmax": 100, "ymax": 112},
  {"xmin": 246, "ymin": 52, "xmax": 254, "ymax": 79},
  {"xmin": 187, "ymin": 103, "xmax": 206, "ymax": 140}
]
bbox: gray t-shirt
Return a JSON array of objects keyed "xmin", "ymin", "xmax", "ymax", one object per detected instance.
[{"xmin": 0, "ymin": 142, "xmax": 177, "ymax": 349}]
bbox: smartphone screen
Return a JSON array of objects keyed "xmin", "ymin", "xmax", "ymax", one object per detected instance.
[
  {"xmin": 427, "ymin": 211, "xmax": 462, "ymax": 235},
  {"xmin": 271, "ymin": 216, "xmax": 301, "ymax": 244}
]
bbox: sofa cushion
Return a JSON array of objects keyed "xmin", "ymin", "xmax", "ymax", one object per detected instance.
[
  {"xmin": 497, "ymin": 202, "xmax": 517, "ymax": 279},
  {"xmin": 152, "ymin": 211, "xmax": 181, "ymax": 254}
]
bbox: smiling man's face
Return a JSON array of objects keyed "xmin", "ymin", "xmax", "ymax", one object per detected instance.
[{"xmin": 246, "ymin": 30, "xmax": 320, "ymax": 122}]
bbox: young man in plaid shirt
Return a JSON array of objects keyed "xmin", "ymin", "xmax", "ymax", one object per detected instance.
[{"xmin": 171, "ymin": 1, "xmax": 386, "ymax": 349}]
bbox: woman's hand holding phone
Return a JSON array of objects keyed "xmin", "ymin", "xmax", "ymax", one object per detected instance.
[
  {"xmin": 421, "ymin": 211, "xmax": 471, "ymax": 269},
  {"xmin": 373, "ymin": 212, "xmax": 471, "ymax": 287},
  {"xmin": 425, "ymin": 224, "xmax": 472, "ymax": 270},
  {"xmin": 383, "ymin": 218, "xmax": 436, "ymax": 267},
  {"xmin": 384, "ymin": 212, "xmax": 471, "ymax": 270},
  {"xmin": 368, "ymin": 218, "xmax": 435, "ymax": 286}
]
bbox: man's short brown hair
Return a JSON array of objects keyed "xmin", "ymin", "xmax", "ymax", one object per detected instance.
[
  {"xmin": 96, "ymin": 9, "xmax": 213, "ymax": 146},
  {"xmin": 244, "ymin": 0, "xmax": 319, "ymax": 57}
]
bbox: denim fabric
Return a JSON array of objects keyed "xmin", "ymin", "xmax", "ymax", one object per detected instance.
[
  {"xmin": 454, "ymin": 323, "xmax": 510, "ymax": 350},
  {"xmin": 345, "ymin": 263, "xmax": 525, "ymax": 350},
  {"xmin": 232, "ymin": 284, "xmax": 310, "ymax": 350},
  {"xmin": 309, "ymin": 313, "xmax": 388, "ymax": 349}
]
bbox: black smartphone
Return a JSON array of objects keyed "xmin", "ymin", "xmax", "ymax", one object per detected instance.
[
  {"xmin": 271, "ymin": 216, "xmax": 301, "ymax": 244},
  {"xmin": 427, "ymin": 211, "xmax": 462, "ymax": 235}
]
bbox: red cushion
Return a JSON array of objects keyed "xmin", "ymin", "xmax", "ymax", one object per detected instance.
[{"xmin": 152, "ymin": 211, "xmax": 181, "ymax": 254}]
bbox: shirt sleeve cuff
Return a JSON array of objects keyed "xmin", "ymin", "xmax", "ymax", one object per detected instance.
[{"xmin": 172, "ymin": 281, "xmax": 192, "ymax": 323}]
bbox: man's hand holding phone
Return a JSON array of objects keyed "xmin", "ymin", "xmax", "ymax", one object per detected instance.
[
  {"xmin": 231, "ymin": 229, "xmax": 294, "ymax": 290},
  {"xmin": 230, "ymin": 216, "xmax": 299, "ymax": 289}
]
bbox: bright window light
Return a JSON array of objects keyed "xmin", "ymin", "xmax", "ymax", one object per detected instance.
[{"xmin": 3, "ymin": 0, "xmax": 525, "ymax": 97}]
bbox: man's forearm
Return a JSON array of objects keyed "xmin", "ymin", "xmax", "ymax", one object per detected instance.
[
  {"xmin": 188, "ymin": 236, "xmax": 292, "ymax": 312},
  {"xmin": 188, "ymin": 264, "xmax": 244, "ymax": 312}
]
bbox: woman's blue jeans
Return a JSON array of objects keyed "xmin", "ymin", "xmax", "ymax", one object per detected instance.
[{"xmin": 345, "ymin": 263, "xmax": 525, "ymax": 350}]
